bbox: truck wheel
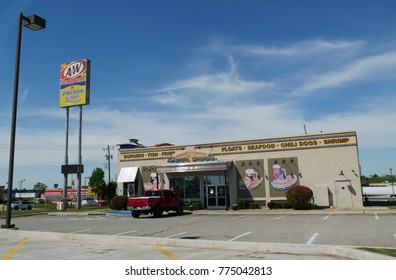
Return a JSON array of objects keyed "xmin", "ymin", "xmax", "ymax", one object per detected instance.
[
  {"xmin": 176, "ymin": 204, "xmax": 184, "ymax": 215},
  {"xmin": 153, "ymin": 206, "xmax": 163, "ymax": 218},
  {"xmin": 27, "ymin": 206, "xmax": 32, "ymax": 210},
  {"xmin": 14, "ymin": 206, "xmax": 19, "ymax": 211},
  {"xmin": 131, "ymin": 210, "xmax": 140, "ymax": 218}
]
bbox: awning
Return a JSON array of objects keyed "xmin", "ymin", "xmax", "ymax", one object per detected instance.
[
  {"xmin": 117, "ymin": 167, "xmax": 139, "ymax": 183},
  {"xmin": 156, "ymin": 161, "xmax": 231, "ymax": 173}
]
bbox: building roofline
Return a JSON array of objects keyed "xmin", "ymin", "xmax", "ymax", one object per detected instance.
[{"xmin": 118, "ymin": 131, "xmax": 357, "ymax": 153}]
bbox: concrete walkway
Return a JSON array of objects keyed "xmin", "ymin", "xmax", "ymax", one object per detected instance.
[
  {"xmin": 30, "ymin": 206, "xmax": 395, "ymax": 260},
  {"xmin": 50, "ymin": 206, "xmax": 396, "ymax": 217}
]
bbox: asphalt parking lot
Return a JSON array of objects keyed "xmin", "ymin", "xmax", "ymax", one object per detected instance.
[{"xmin": 1, "ymin": 209, "xmax": 396, "ymax": 260}]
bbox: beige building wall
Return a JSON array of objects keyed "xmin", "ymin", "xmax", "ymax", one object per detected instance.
[{"xmin": 117, "ymin": 131, "xmax": 363, "ymax": 209}]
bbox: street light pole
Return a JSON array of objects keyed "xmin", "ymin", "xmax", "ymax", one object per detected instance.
[
  {"xmin": 390, "ymin": 168, "xmax": 394, "ymax": 197},
  {"xmin": 18, "ymin": 179, "xmax": 25, "ymax": 198},
  {"xmin": 1, "ymin": 13, "xmax": 46, "ymax": 229}
]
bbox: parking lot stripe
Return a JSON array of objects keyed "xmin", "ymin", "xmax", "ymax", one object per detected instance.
[
  {"xmin": 274, "ymin": 216, "xmax": 286, "ymax": 220},
  {"xmin": 166, "ymin": 231, "xmax": 189, "ymax": 238},
  {"xmin": 70, "ymin": 229, "xmax": 91, "ymax": 234},
  {"xmin": 1, "ymin": 237, "xmax": 29, "ymax": 260},
  {"xmin": 323, "ymin": 214, "xmax": 332, "ymax": 220},
  {"xmin": 228, "ymin": 231, "xmax": 252, "ymax": 242},
  {"xmin": 232, "ymin": 216, "xmax": 245, "ymax": 220},
  {"xmin": 394, "ymin": 234, "xmax": 396, "ymax": 240},
  {"xmin": 306, "ymin": 233, "xmax": 319, "ymax": 245},
  {"xmin": 375, "ymin": 213, "xmax": 379, "ymax": 220},
  {"xmin": 155, "ymin": 245, "xmax": 180, "ymax": 260},
  {"xmin": 113, "ymin": 230, "xmax": 139, "ymax": 236}
]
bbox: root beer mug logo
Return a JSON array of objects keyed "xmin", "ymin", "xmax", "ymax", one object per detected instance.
[
  {"xmin": 59, "ymin": 59, "xmax": 90, "ymax": 108},
  {"xmin": 236, "ymin": 160, "xmax": 265, "ymax": 198},
  {"xmin": 269, "ymin": 157, "xmax": 299, "ymax": 192}
]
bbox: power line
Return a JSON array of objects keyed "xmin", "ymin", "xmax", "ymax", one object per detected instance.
[{"xmin": 0, "ymin": 143, "xmax": 104, "ymax": 151}]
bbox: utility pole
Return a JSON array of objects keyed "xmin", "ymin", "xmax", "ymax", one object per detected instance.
[
  {"xmin": 103, "ymin": 145, "xmax": 114, "ymax": 183},
  {"xmin": 390, "ymin": 168, "xmax": 395, "ymax": 197}
]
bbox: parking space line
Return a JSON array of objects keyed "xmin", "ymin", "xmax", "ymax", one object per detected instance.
[
  {"xmin": 394, "ymin": 234, "xmax": 396, "ymax": 240},
  {"xmin": 323, "ymin": 214, "xmax": 332, "ymax": 220},
  {"xmin": 70, "ymin": 229, "xmax": 91, "ymax": 234},
  {"xmin": 232, "ymin": 216, "xmax": 245, "ymax": 220},
  {"xmin": 113, "ymin": 230, "xmax": 139, "ymax": 236},
  {"xmin": 274, "ymin": 216, "xmax": 286, "ymax": 220},
  {"xmin": 306, "ymin": 233, "xmax": 319, "ymax": 245},
  {"xmin": 228, "ymin": 231, "xmax": 252, "ymax": 242},
  {"xmin": 1, "ymin": 237, "xmax": 29, "ymax": 260},
  {"xmin": 85, "ymin": 216, "xmax": 104, "ymax": 220},
  {"xmin": 166, "ymin": 231, "xmax": 189, "ymax": 238},
  {"xmin": 375, "ymin": 213, "xmax": 379, "ymax": 220},
  {"xmin": 155, "ymin": 245, "xmax": 180, "ymax": 260}
]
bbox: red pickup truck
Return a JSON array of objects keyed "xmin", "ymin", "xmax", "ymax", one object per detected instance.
[{"xmin": 127, "ymin": 189, "xmax": 184, "ymax": 218}]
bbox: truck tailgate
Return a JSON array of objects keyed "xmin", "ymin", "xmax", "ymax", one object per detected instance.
[{"xmin": 127, "ymin": 197, "xmax": 150, "ymax": 208}]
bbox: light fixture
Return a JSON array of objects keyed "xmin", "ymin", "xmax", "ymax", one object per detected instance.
[{"xmin": 22, "ymin": 14, "xmax": 46, "ymax": 31}]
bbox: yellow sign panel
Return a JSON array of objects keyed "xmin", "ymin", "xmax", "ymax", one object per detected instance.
[
  {"xmin": 59, "ymin": 59, "xmax": 90, "ymax": 108},
  {"xmin": 121, "ymin": 135, "xmax": 357, "ymax": 161}
]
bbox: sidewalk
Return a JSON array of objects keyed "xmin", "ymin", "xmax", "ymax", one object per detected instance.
[
  {"xmin": 47, "ymin": 206, "xmax": 396, "ymax": 216},
  {"xmin": 192, "ymin": 206, "xmax": 396, "ymax": 215}
]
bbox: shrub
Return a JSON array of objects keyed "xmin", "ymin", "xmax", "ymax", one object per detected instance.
[
  {"xmin": 237, "ymin": 200, "xmax": 248, "ymax": 209},
  {"xmin": 285, "ymin": 185, "xmax": 313, "ymax": 210},
  {"xmin": 267, "ymin": 201, "xmax": 275, "ymax": 209},
  {"xmin": 249, "ymin": 202, "xmax": 259, "ymax": 209},
  {"xmin": 188, "ymin": 202, "xmax": 201, "ymax": 211},
  {"xmin": 281, "ymin": 201, "xmax": 293, "ymax": 209},
  {"xmin": 192, "ymin": 202, "xmax": 201, "ymax": 210},
  {"xmin": 111, "ymin": 195, "xmax": 127, "ymax": 210}
]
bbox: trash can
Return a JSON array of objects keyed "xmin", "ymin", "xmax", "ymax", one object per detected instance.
[{"xmin": 57, "ymin": 201, "xmax": 64, "ymax": 210}]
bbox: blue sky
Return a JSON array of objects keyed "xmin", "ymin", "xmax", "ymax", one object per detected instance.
[{"xmin": 1, "ymin": 0, "xmax": 396, "ymax": 189}]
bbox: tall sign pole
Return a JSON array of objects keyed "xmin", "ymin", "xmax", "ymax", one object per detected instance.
[
  {"xmin": 77, "ymin": 105, "xmax": 83, "ymax": 209},
  {"xmin": 63, "ymin": 107, "xmax": 69, "ymax": 210},
  {"xmin": 59, "ymin": 59, "xmax": 90, "ymax": 210}
]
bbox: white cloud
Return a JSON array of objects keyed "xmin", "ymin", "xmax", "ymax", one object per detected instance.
[
  {"xmin": 155, "ymin": 57, "xmax": 274, "ymax": 99},
  {"xmin": 291, "ymin": 50, "xmax": 396, "ymax": 96},
  {"xmin": 227, "ymin": 39, "xmax": 364, "ymax": 57}
]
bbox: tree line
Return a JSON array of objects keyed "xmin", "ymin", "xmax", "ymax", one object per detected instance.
[{"xmin": 361, "ymin": 174, "xmax": 396, "ymax": 186}]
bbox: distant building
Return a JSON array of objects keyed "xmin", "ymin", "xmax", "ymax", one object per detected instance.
[
  {"xmin": 42, "ymin": 189, "xmax": 90, "ymax": 201},
  {"xmin": 1, "ymin": 188, "xmax": 38, "ymax": 200},
  {"xmin": 117, "ymin": 131, "xmax": 363, "ymax": 209}
]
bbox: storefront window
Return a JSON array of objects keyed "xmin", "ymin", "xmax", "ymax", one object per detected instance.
[
  {"xmin": 185, "ymin": 176, "xmax": 200, "ymax": 199},
  {"xmin": 204, "ymin": 175, "xmax": 225, "ymax": 186},
  {"xmin": 170, "ymin": 176, "xmax": 200, "ymax": 202}
]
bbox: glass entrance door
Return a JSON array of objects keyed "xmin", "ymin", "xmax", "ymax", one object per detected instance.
[{"xmin": 207, "ymin": 185, "xmax": 226, "ymax": 209}]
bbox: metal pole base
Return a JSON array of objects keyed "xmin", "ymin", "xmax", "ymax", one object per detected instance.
[{"xmin": 1, "ymin": 224, "xmax": 18, "ymax": 230}]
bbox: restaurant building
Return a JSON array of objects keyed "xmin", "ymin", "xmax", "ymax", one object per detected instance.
[{"xmin": 116, "ymin": 131, "xmax": 363, "ymax": 209}]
